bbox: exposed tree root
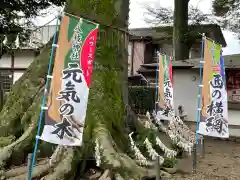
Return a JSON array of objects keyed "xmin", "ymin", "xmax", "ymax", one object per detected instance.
[
  {"xmin": 49, "ymin": 146, "xmax": 64, "ymax": 167},
  {"xmin": 0, "ymin": 4, "xmax": 195, "ymax": 178},
  {"xmin": 0, "ymin": 159, "xmax": 49, "ymax": 180},
  {"xmin": 0, "ymin": 159, "xmax": 47, "ymax": 178},
  {"xmin": 0, "ymin": 83, "xmax": 43, "ymax": 137},
  {"xmin": 0, "ymin": 124, "xmax": 35, "ymax": 168},
  {"xmin": 0, "ymin": 136, "xmax": 15, "ymax": 148},
  {"xmin": 41, "ymin": 147, "xmax": 79, "ymax": 180},
  {"xmin": 0, "ymin": 88, "xmax": 44, "ymax": 168},
  {"xmin": 114, "ymin": 173, "xmax": 124, "ymax": 180},
  {"xmin": 0, "ymin": 143, "xmax": 66, "ymax": 180},
  {"xmin": 98, "ymin": 169, "xmax": 112, "ymax": 180},
  {"xmin": 93, "ymin": 121, "xmax": 171, "ymax": 180}
]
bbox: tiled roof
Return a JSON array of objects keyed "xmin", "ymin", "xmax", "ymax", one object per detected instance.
[
  {"xmin": 138, "ymin": 54, "xmax": 240, "ymax": 73},
  {"xmin": 129, "ymin": 24, "xmax": 227, "ymax": 47}
]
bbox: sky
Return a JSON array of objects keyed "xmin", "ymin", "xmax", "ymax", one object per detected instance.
[
  {"xmin": 128, "ymin": 0, "xmax": 240, "ymax": 55},
  {"xmin": 34, "ymin": 0, "xmax": 240, "ymax": 55}
]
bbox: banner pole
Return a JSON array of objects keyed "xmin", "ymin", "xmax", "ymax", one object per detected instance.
[
  {"xmin": 155, "ymin": 52, "xmax": 159, "ymax": 112},
  {"xmin": 155, "ymin": 155, "xmax": 160, "ymax": 180},
  {"xmin": 28, "ymin": 13, "xmax": 61, "ymax": 180},
  {"xmin": 220, "ymin": 47, "xmax": 226, "ymax": 86},
  {"xmin": 26, "ymin": 153, "xmax": 33, "ymax": 180},
  {"xmin": 193, "ymin": 33, "xmax": 205, "ymax": 173}
]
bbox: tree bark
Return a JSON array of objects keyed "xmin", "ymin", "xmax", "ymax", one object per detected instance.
[
  {"xmin": 0, "ymin": 0, "xmax": 191, "ymax": 179},
  {"xmin": 173, "ymin": 0, "xmax": 190, "ymax": 60},
  {"xmin": 1, "ymin": 0, "xmax": 142, "ymax": 178}
]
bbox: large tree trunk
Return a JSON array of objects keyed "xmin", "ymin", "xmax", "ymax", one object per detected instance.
[
  {"xmin": 0, "ymin": 0, "xmax": 193, "ymax": 179},
  {"xmin": 173, "ymin": 0, "xmax": 190, "ymax": 60}
]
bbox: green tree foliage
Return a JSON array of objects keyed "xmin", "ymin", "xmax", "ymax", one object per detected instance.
[
  {"xmin": 0, "ymin": 0, "xmax": 65, "ymax": 55},
  {"xmin": 144, "ymin": 4, "xmax": 211, "ymax": 26},
  {"xmin": 212, "ymin": 0, "xmax": 236, "ymax": 16},
  {"xmin": 213, "ymin": 0, "xmax": 240, "ymax": 35},
  {"xmin": 144, "ymin": 0, "xmax": 212, "ymax": 60}
]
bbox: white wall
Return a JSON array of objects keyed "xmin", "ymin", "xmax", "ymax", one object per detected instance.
[
  {"xmin": 14, "ymin": 51, "xmax": 35, "ymax": 68},
  {"xmin": 0, "ymin": 55, "xmax": 11, "ymax": 68},
  {"xmin": 0, "ymin": 51, "xmax": 35, "ymax": 83},
  {"xmin": 173, "ymin": 69, "xmax": 199, "ymax": 121},
  {"xmin": 13, "ymin": 72, "xmax": 24, "ymax": 83},
  {"xmin": 160, "ymin": 43, "xmax": 202, "ymax": 58},
  {"xmin": 0, "ymin": 51, "xmax": 35, "ymax": 68},
  {"xmin": 13, "ymin": 51, "xmax": 35, "ymax": 82},
  {"xmin": 173, "ymin": 69, "xmax": 240, "ymax": 136}
]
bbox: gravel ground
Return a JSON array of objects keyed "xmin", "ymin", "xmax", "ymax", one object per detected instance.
[{"xmin": 171, "ymin": 138, "xmax": 240, "ymax": 180}]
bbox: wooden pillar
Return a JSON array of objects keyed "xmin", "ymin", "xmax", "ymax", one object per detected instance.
[{"xmin": 131, "ymin": 41, "xmax": 134, "ymax": 75}]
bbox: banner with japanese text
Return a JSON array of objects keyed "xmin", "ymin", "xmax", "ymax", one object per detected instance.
[
  {"xmin": 156, "ymin": 55, "xmax": 174, "ymax": 121},
  {"xmin": 198, "ymin": 39, "xmax": 229, "ymax": 138},
  {"xmin": 40, "ymin": 14, "xmax": 99, "ymax": 145}
]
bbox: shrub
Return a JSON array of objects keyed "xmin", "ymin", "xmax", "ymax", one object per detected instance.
[{"xmin": 128, "ymin": 86, "xmax": 156, "ymax": 114}]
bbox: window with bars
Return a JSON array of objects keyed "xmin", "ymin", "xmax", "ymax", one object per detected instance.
[{"xmin": 0, "ymin": 71, "xmax": 13, "ymax": 92}]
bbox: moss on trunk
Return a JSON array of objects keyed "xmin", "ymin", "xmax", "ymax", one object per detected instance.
[
  {"xmin": 0, "ymin": 0, "xmax": 185, "ymax": 179},
  {"xmin": 0, "ymin": 87, "xmax": 44, "ymax": 168},
  {"xmin": 0, "ymin": 42, "xmax": 52, "ymax": 137}
]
